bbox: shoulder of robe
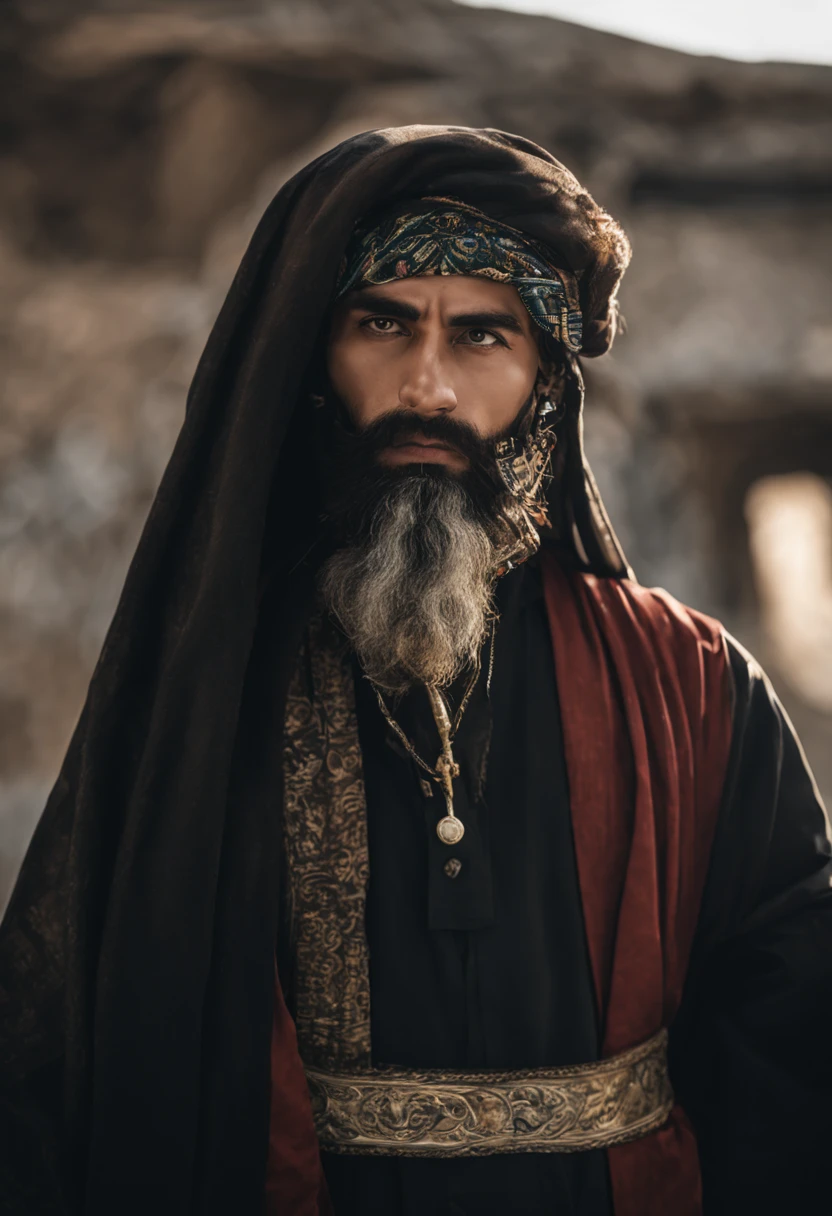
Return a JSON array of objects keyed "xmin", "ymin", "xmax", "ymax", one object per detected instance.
[
  {"xmin": 542, "ymin": 555, "xmax": 734, "ymax": 728},
  {"xmin": 572, "ymin": 571, "xmax": 728, "ymax": 659},
  {"xmin": 562, "ymin": 569, "xmax": 735, "ymax": 738}
]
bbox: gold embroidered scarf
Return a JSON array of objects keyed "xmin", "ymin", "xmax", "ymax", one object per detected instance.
[{"xmin": 281, "ymin": 611, "xmax": 372, "ymax": 1070}]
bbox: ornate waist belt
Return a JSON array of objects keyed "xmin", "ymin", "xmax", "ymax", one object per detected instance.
[{"xmin": 306, "ymin": 1028, "xmax": 674, "ymax": 1157}]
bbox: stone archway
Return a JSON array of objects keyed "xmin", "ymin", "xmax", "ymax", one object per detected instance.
[
  {"xmin": 650, "ymin": 385, "xmax": 832, "ymax": 615},
  {"xmin": 644, "ymin": 383, "xmax": 832, "ymax": 803},
  {"xmin": 746, "ymin": 471, "xmax": 832, "ymax": 713}
]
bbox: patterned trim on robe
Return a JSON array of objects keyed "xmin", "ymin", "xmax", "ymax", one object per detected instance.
[{"xmin": 281, "ymin": 612, "xmax": 372, "ymax": 1070}]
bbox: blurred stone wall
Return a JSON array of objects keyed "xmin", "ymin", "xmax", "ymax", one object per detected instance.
[{"xmin": 2, "ymin": 0, "xmax": 832, "ymax": 905}]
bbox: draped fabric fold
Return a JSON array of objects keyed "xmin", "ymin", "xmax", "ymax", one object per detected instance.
[
  {"xmin": 541, "ymin": 556, "xmax": 733, "ymax": 1216},
  {"xmin": 265, "ymin": 968, "xmax": 332, "ymax": 1216}
]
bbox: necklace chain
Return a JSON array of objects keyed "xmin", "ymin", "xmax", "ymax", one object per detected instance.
[{"xmin": 368, "ymin": 617, "xmax": 497, "ymax": 845}]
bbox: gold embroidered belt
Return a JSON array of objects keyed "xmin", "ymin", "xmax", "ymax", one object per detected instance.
[{"xmin": 305, "ymin": 1028, "xmax": 674, "ymax": 1157}]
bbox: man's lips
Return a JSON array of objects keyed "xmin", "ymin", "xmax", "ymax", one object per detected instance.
[
  {"xmin": 379, "ymin": 432, "xmax": 468, "ymax": 468},
  {"xmin": 390, "ymin": 437, "xmax": 457, "ymax": 453}
]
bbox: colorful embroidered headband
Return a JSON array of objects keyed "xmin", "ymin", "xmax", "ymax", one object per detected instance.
[{"xmin": 335, "ymin": 197, "xmax": 583, "ymax": 353}]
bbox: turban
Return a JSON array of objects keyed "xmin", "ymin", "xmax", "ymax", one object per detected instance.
[{"xmin": 335, "ymin": 196, "xmax": 583, "ymax": 353}]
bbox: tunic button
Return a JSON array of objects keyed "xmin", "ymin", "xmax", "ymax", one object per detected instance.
[{"xmin": 443, "ymin": 858, "xmax": 462, "ymax": 879}]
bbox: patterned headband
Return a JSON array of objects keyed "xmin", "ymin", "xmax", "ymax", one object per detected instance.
[{"xmin": 335, "ymin": 197, "xmax": 583, "ymax": 353}]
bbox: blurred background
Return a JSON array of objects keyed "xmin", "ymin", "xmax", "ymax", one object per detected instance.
[{"xmin": 2, "ymin": 0, "xmax": 832, "ymax": 909}]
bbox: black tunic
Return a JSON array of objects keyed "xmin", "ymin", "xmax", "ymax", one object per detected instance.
[{"xmin": 320, "ymin": 559, "xmax": 832, "ymax": 1216}]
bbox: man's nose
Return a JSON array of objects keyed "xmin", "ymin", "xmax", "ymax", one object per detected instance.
[{"xmin": 398, "ymin": 343, "xmax": 457, "ymax": 415}]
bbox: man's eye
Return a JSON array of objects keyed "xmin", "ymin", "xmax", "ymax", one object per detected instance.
[
  {"xmin": 461, "ymin": 328, "xmax": 501, "ymax": 347},
  {"xmin": 362, "ymin": 317, "xmax": 402, "ymax": 334}
]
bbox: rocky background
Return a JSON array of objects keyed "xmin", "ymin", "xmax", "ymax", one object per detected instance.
[{"xmin": 2, "ymin": 0, "xmax": 832, "ymax": 907}]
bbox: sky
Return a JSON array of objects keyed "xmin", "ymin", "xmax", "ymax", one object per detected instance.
[{"xmin": 457, "ymin": 0, "xmax": 832, "ymax": 65}]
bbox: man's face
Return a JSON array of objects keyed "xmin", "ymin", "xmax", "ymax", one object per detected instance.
[{"xmin": 326, "ymin": 275, "xmax": 541, "ymax": 472}]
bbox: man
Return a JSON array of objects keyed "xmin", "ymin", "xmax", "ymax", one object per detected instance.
[{"xmin": 1, "ymin": 126, "xmax": 830, "ymax": 1216}]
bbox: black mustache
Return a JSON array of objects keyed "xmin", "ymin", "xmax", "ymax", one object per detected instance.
[{"xmin": 353, "ymin": 409, "xmax": 496, "ymax": 466}]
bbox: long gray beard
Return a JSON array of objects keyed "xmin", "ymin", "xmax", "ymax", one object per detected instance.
[{"xmin": 319, "ymin": 474, "xmax": 498, "ymax": 694}]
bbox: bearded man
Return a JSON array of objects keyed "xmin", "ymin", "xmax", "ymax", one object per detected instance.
[{"xmin": 1, "ymin": 126, "xmax": 830, "ymax": 1216}]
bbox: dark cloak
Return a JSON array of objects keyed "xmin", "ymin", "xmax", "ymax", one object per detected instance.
[{"xmin": 0, "ymin": 126, "xmax": 634, "ymax": 1215}]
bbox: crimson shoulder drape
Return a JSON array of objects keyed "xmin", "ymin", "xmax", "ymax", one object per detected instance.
[{"xmin": 542, "ymin": 556, "xmax": 732, "ymax": 1216}]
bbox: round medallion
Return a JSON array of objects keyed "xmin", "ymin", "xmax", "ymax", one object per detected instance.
[{"xmin": 436, "ymin": 816, "xmax": 465, "ymax": 845}]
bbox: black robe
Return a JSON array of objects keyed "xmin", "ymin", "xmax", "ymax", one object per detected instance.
[{"xmin": 310, "ymin": 559, "xmax": 832, "ymax": 1216}]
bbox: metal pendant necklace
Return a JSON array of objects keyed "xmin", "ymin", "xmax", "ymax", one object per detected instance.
[{"xmin": 369, "ymin": 620, "xmax": 496, "ymax": 846}]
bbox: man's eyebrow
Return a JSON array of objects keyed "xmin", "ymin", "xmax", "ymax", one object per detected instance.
[
  {"xmin": 344, "ymin": 290, "xmax": 526, "ymax": 335},
  {"xmin": 447, "ymin": 311, "xmax": 525, "ymax": 334},
  {"xmin": 344, "ymin": 290, "xmax": 422, "ymax": 321}
]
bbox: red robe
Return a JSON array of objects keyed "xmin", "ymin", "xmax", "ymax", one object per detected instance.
[{"xmin": 265, "ymin": 556, "xmax": 733, "ymax": 1215}]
